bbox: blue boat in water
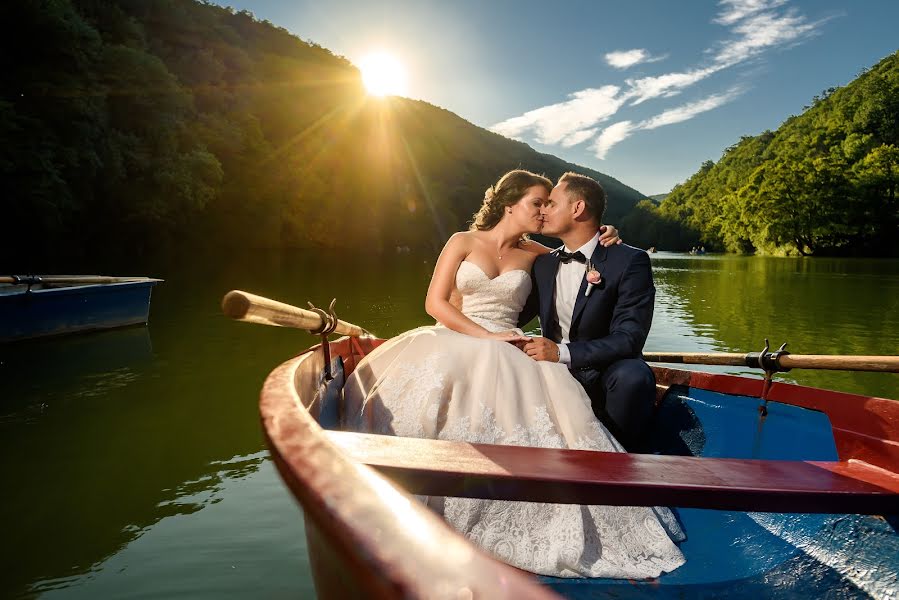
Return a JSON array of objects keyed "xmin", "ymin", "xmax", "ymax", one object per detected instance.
[{"xmin": 0, "ymin": 275, "xmax": 162, "ymax": 342}]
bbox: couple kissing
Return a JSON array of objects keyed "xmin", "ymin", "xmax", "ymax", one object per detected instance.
[{"xmin": 344, "ymin": 169, "xmax": 685, "ymax": 579}]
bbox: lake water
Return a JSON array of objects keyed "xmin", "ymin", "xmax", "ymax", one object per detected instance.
[{"xmin": 3, "ymin": 250, "xmax": 898, "ymax": 598}]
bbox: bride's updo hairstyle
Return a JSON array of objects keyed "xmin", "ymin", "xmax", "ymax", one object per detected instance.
[{"xmin": 470, "ymin": 169, "xmax": 552, "ymax": 231}]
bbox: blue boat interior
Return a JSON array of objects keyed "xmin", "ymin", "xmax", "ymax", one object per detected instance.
[
  {"xmin": 319, "ymin": 358, "xmax": 898, "ymax": 598},
  {"xmin": 541, "ymin": 386, "xmax": 899, "ymax": 599}
]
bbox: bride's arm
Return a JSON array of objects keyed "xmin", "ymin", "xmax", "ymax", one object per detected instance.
[
  {"xmin": 425, "ymin": 233, "xmax": 525, "ymax": 342},
  {"xmin": 599, "ymin": 224, "xmax": 622, "ymax": 246},
  {"xmin": 525, "ymin": 225, "xmax": 622, "ymax": 253}
]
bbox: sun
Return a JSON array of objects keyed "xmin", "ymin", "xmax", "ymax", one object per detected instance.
[{"xmin": 359, "ymin": 52, "xmax": 408, "ymax": 97}]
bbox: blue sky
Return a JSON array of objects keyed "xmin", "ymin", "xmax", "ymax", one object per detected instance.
[{"xmin": 215, "ymin": 0, "xmax": 899, "ymax": 195}]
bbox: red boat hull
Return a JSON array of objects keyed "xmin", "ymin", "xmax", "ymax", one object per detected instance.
[{"xmin": 260, "ymin": 337, "xmax": 899, "ymax": 598}]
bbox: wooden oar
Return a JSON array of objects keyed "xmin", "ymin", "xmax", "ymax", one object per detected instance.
[
  {"xmin": 222, "ymin": 290, "xmax": 369, "ymax": 337},
  {"xmin": 644, "ymin": 352, "xmax": 899, "ymax": 373},
  {"xmin": 0, "ymin": 275, "xmax": 149, "ymax": 285},
  {"xmin": 222, "ymin": 288, "xmax": 892, "ymax": 371}
]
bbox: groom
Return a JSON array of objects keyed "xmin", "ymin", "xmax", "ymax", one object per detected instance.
[{"xmin": 519, "ymin": 172, "xmax": 656, "ymax": 451}]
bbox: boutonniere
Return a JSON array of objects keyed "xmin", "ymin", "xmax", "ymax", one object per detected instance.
[{"xmin": 585, "ymin": 259, "xmax": 601, "ymax": 297}]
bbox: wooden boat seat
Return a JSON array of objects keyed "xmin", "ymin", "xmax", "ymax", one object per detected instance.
[
  {"xmin": 323, "ymin": 336, "xmax": 899, "ymax": 515},
  {"xmin": 324, "ymin": 430, "xmax": 899, "ymax": 515}
]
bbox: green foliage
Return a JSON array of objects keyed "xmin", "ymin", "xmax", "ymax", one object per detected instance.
[
  {"xmin": 659, "ymin": 51, "xmax": 899, "ymax": 256},
  {"xmin": 1, "ymin": 0, "xmax": 226, "ymax": 263},
  {"xmin": 619, "ymin": 199, "xmax": 700, "ymax": 250},
  {"xmin": 1, "ymin": 0, "xmax": 646, "ymax": 267}
]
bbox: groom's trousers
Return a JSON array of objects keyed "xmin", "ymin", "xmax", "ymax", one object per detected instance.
[{"xmin": 571, "ymin": 358, "xmax": 656, "ymax": 452}]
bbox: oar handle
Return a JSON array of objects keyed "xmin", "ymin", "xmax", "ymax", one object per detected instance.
[
  {"xmin": 779, "ymin": 354, "xmax": 899, "ymax": 372},
  {"xmin": 643, "ymin": 352, "xmax": 899, "ymax": 373},
  {"xmin": 222, "ymin": 290, "xmax": 369, "ymax": 337},
  {"xmin": 644, "ymin": 352, "xmax": 747, "ymax": 366}
]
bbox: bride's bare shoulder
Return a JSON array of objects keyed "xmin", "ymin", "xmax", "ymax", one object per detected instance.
[
  {"xmin": 519, "ymin": 237, "xmax": 553, "ymax": 255},
  {"xmin": 440, "ymin": 231, "xmax": 487, "ymax": 262},
  {"xmin": 445, "ymin": 230, "xmax": 477, "ymax": 250}
]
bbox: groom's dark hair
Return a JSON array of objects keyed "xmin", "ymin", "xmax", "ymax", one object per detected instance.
[{"xmin": 559, "ymin": 172, "xmax": 606, "ymax": 226}]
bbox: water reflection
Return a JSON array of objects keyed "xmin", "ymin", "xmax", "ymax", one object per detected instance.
[
  {"xmin": 648, "ymin": 252, "xmax": 899, "ymax": 398},
  {"xmin": 31, "ymin": 454, "xmax": 311, "ymax": 599},
  {"xmin": 0, "ymin": 317, "xmax": 299, "ymax": 595},
  {"xmin": 0, "ymin": 328, "xmax": 154, "ymax": 425}
]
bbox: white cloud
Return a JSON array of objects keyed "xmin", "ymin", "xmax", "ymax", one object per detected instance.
[
  {"xmin": 592, "ymin": 89, "xmax": 743, "ymax": 158},
  {"xmin": 640, "ymin": 89, "xmax": 742, "ymax": 129},
  {"xmin": 592, "ymin": 121, "xmax": 635, "ymax": 159},
  {"xmin": 490, "ymin": 86, "xmax": 625, "ymax": 146},
  {"xmin": 605, "ymin": 49, "xmax": 666, "ymax": 70},
  {"xmin": 489, "ymin": 0, "xmax": 831, "ymax": 159},
  {"xmin": 626, "ymin": 5, "xmax": 821, "ymax": 105},
  {"xmin": 488, "ymin": 114, "xmax": 532, "ymax": 142},
  {"xmin": 626, "ymin": 65, "xmax": 722, "ymax": 105},
  {"xmin": 561, "ymin": 128, "xmax": 598, "ymax": 148},
  {"xmin": 714, "ymin": 0, "xmax": 787, "ymax": 26},
  {"xmin": 713, "ymin": 9, "xmax": 821, "ymax": 67}
]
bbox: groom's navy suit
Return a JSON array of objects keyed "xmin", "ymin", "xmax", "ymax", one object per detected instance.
[{"xmin": 518, "ymin": 241, "xmax": 656, "ymax": 450}]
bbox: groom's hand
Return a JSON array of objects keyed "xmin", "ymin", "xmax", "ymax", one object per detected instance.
[{"xmin": 523, "ymin": 337, "xmax": 560, "ymax": 362}]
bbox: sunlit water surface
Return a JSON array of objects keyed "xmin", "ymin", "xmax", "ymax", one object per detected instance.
[{"xmin": 3, "ymin": 250, "xmax": 897, "ymax": 598}]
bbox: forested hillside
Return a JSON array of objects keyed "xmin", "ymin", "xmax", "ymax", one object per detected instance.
[
  {"xmin": 648, "ymin": 51, "xmax": 899, "ymax": 256},
  {"xmin": 1, "ymin": 0, "xmax": 646, "ymax": 266}
]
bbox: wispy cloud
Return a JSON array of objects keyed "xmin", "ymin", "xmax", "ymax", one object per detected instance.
[
  {"xmin": 592, "ymin": 121, "xmax": 635, "ymax": 159},
  {"xmin": 561, "ymin": 128, "xmax": 598, "ymax": 148},
  {"xmin": 627, "ymin": 3, "xmax": 822, "ymax": 105},
  {"xmin": 712, "ymin": 9, "xmax": 823, "ymax": 67},
  {"xmin": 626, "ymin": 66, "xmax": 722, "ymax": 105},
  {"xmin": 714, "ymin": 0, "xmax": 787, "ymax": 26},
  {"xmin": 605, "ymin": 48, "xmax": 667, "ymax": 70},
  {"xmin": 490, "ymin": 86, "xmax": 625, "ymax": 146},
  {"xmin": 592, "ymin": 89, "xmax": 743, "ymax": 158},
  {"xmin": 489, "ymin": 0, "xmax": 831, "ymax": 158},
  {"xmin": 641, "ymin": 88, "xmax": 742, "ymax": 130}
]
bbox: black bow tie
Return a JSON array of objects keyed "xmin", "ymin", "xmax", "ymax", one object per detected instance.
[{"xmin": 557, "ymin": 250, "xmax": 587, "ymax": 264}]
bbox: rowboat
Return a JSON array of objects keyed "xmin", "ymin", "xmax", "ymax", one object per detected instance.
[
  {"xmin": 224, "ymin": 291, "xmax": 899, "ymax": 599},
  {"xmin": 0, "ymin": 275, "xmax": 162, "ymax": 342}
]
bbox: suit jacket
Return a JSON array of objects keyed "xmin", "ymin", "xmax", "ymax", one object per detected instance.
[{"xmin": 518, "ymin": 242, "xmax": 655, "ymax": 374}]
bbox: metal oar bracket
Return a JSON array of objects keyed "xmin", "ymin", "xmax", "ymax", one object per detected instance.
[
  {"xmin": 745, "ymin": 339, "xmax": 791, "ymax": 416},
  {"xmin": 12, "ymin": 274, "xmax": 41, "ymax": 293},
  {"xmin": 306, "ymin": 299, "xmax": 339, "ymax": 381}
]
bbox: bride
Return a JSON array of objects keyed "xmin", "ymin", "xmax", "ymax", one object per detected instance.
[{"xmin": 344, "ymin": 169, "xmax": 686, "ymax": 579}]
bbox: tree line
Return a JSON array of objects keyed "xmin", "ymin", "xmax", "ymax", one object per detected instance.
[{"xmin": 626, "ymin": 51, "xmax": 899, "ymax": 256}]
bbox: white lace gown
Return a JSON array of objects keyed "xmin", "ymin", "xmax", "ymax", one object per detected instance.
[{"xmin": 343, "ymin": 260, "xmax": 686, "ymax": 578}]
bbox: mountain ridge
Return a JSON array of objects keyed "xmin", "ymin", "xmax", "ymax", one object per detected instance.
[
  {"xmin": 653, "ymin": 50, "xmax": 899, "ymax": 256},
  {"xmin": 1, "ymin": 0, "xmax": 646, "ymax": 265}
]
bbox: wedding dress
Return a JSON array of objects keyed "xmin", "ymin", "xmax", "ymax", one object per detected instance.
[{"xmin": 343, "ymin": 260, "xmax": 686, "ymax": 578}]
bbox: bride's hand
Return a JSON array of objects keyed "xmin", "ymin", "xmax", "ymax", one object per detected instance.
[
  {"xmin": 599, "ymin": 224, "xmax": 623, "ymax": 247},
  {"xmin": 484, "ymin": 330, "xmax": 528, "ymax": 344}
]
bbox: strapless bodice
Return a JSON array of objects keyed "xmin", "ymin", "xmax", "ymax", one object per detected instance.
[{"xmin": 453, "ymin": 261, "xmax": 531, "ymax": 332}]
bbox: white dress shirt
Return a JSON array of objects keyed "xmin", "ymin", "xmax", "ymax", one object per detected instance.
[{"xmin": 554, "ymin": 232, "xmax": 600, "ymax": 365}]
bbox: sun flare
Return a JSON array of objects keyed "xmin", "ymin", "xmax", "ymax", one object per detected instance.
[{"xmin": 359, "ymin": 52, "xmax": 408, "ymax": 97}]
